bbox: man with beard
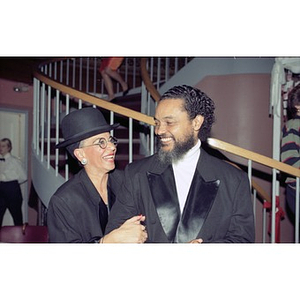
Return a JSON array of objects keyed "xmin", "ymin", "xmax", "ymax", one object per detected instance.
[{"xmin": 105, "ymin": 85, "xmax": 255, "ymax": 243}]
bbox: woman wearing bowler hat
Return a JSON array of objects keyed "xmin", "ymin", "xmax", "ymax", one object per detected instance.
[{"xmin": 47, "ymin": 107, "xmax": 147, "ymax": 243}]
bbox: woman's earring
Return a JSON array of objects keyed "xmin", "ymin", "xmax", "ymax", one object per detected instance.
[{"xmin": 81, "ymin": 158, "xmax": 87, "ymax": 165}]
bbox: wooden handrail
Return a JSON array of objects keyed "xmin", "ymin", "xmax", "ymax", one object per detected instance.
[
  {"xmin": 208, "ymin": 138, "xmax": 300, "ymax": 178},
  {"xmin": 140, "ymin": 57, "xmax": 161, "ymax": 102},
  {"xmin": 33, "ymin": 71, "xmax": 156, "ymax": 126}
]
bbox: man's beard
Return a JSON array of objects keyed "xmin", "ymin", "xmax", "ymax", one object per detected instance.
[{"xmin": 157, "ymin": 131, "xmax": 196, "ymax": 164}]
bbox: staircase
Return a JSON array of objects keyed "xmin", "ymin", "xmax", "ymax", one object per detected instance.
[{"xmin": 32, "ymin": 57, "xmax": 193, "ymax": 208}]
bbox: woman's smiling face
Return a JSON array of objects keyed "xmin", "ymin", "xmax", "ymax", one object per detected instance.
[{"xmin": 76, "ymin": 132, "xmax": 117, "ymax": 174}]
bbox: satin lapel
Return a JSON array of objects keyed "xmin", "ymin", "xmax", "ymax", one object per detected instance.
[
  {"xmin": 147, "ymin": 165, "xmax": 180, "ymax": 241},
  {"xmin": 175, "ymin": 170, "xmax": 220, "ymax": 243}
]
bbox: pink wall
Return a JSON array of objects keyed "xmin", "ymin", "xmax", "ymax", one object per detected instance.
[
  {"xmin": 0, "ymin": 78, "xmax": 36, "ymax": 225},
  {"xmin": 198, "ymin": 74, "xmax": 272, "ymax": 156},
  {"xmin": 0, "ymin": 78, "xmax": 33, "ymax": 108},
  {"xmin": 196, "ymin": 74, "xmax": 294, "ymax": 242}
]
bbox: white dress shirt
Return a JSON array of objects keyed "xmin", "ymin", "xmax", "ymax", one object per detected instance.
[
  {"xmin": 172, "ymin": 139, "xmax": 201, "ymax": 213},
  {"xmin": 0, "ymin": 153, "xmax": 27, "ymax": 183}
]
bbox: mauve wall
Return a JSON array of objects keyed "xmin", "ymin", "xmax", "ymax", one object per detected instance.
[
  {"xmin": 0, "ymin": 78, "xmax": 33, "ymax": 108},
  {"xmin": 196, "ymin": 74, "xmax": 293, "ymax": 242},
  {"xmin": 198, "ymin": 74, "xmax": 272, "ymax": 155}
]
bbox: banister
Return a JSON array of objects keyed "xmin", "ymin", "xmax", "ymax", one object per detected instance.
[
  {"xmin": 33, "ymin": 71, "xmax": 156, "ymax": 126},
  {"xmin": 34, "ymin": 61, "xmax": 299, "ymax": 180},
  {"xmin": 208, "ymin": 138, "xmax": 300, "ymax": 178},
  {"xmin": 140, "ymin": 57, "xmax": 161, "ymax": 102}
]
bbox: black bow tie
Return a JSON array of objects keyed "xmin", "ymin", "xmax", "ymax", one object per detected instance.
[{"xmin": 0, "ymin": 158, "xmax": 5, "ymax": 161}]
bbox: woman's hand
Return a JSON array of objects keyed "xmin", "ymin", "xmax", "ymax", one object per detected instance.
[
  {"xmin": 189, "ymin": 238, "xmax": 203, "ymax": 244},
  {"xmin": 102, "ymin": 215, "xmax": 147, "ymax": 243}
]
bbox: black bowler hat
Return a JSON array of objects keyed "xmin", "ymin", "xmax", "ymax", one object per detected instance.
[{"xmin": 56, "ymin": 107, "xmax": 119, "ymax": 149}]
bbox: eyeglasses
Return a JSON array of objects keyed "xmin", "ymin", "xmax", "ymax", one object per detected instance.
[{"xmin": 80, "ymin": 136, "xmax": 118, "ymax": 149}]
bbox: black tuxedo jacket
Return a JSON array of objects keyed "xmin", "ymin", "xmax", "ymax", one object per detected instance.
[{"xmin": 106, "ymin": 149, "xmax": 255, "ymax": 243}]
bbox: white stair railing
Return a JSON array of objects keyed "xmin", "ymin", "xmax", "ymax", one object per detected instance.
[{"xmin": 32, "ymin": 57, "xmax": 192, "ymax": 206}]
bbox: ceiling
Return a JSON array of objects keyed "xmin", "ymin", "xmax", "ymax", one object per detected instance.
[{"xmin": 0, "ymin": 57, "xmax": 47, "ymax": 85}]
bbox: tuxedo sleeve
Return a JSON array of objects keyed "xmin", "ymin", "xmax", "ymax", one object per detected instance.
[{"xmin": 105, "ymin": 166, "xmax": 139, "ymax": 234}]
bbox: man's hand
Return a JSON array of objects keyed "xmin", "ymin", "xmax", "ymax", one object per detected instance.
[{"xmin": 102, "ymin": 215, "xmax": 147, "ymax": 243}]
